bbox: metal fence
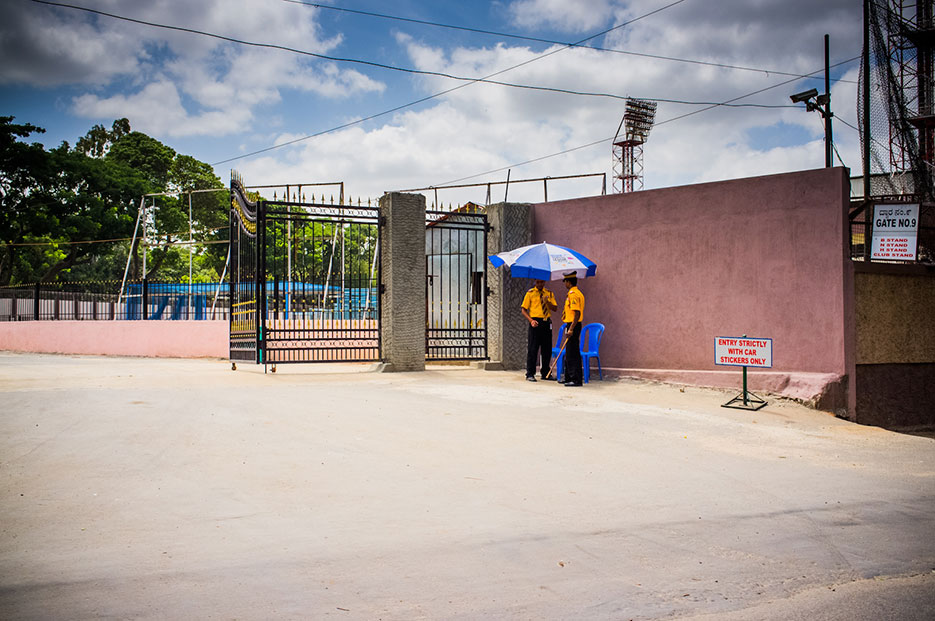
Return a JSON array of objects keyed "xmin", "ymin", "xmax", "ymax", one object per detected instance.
[
  {"xmin": 425, "ymin": 208, "xmax": 487, "ymax": 360},
  {"xmin": 0, "ymin": 280, "xmax": 230, "ymax": 321}
]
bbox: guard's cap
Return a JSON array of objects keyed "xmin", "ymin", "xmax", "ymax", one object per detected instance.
[{"xmin": 562, "ymin": 270, "xmax": 578, "ymax": 280}]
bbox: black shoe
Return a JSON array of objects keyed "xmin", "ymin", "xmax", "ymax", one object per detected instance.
[
  {"xmin": 526, "ymin": 376, "xmax": 537, "ymax": 382},
  {"xmin": 541, "ymin": 374, "xmax": 552, "ymax": 381},
  {"xmin": 564, "ymin": 381, "xmax": 582, "ymax": 387}
]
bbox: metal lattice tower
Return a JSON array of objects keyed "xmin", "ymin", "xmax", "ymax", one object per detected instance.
[
  {"xmin": 861, "ymin": 0, "xmax": 935, "ymax": 199},
  {"xmin": 613, "ymin": 98, "xmax": 657, "ymax": 193},
  {"xmin": 890, "ymin": 1, "xmax": 935, "ymax": 171}
]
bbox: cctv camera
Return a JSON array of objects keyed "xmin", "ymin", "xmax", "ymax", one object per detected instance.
[{"xmin": 790, "ymin": 88, "xmax": 819, "ymax": 104}]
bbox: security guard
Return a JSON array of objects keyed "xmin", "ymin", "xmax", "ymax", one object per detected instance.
[
  {"xmin": 561, "ymin": 271, "xmax": 585, "ymax": 386},
  {"xmin": 521, "ymin": 279, "xmax": 558, "ymax": 381}
]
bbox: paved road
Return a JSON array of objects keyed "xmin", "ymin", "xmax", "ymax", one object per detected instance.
[{"xmin": 1, "ymin": 352, "xmax": 933, "ymax": 620}]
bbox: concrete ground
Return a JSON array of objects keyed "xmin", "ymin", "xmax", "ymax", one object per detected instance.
[{"xmin": 0, "ymin": 352, "xmax": 933, "ymax": 621}]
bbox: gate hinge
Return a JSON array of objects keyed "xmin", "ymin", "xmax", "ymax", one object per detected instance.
[
  {"xmin": 485, "ymin": 287, "xmax": 493, "ymax": 297},
  {"xmin": 379, "ymin": 283, "xmax": 386, "ymax": 294},
  {"xmin": 379, "ymin": 216, "xmax": 386, "ymax": 226}
]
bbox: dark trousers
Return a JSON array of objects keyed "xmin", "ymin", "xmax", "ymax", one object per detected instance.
[
  {"xmin": 526, "ymin": 319, "xmax": 552, "ymax": 378},
  {"xmin": 563, "ymin": 322, "xmax": 583, "ymax": 384}
]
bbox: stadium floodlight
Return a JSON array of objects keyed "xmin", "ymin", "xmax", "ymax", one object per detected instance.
[{"xmin": 623, "ymin": 98, "xmax": 657, "ymax": 143}]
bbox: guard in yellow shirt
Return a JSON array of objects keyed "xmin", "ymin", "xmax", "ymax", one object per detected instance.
[
  {"xmin": 561, "ymin": 271, "xmax": 585, "ymax": 386},
  {"xmin": 521, "ymin": 279, "xmax": 558, "ymax": 381}
]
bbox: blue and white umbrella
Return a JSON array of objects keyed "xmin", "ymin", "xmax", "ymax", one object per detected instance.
[{"xmin": 488, "ymin": 242, "xmax": 597, "ymax": 281}]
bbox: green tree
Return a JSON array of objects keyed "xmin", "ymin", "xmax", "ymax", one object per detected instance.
[
  {"xmin": 1, "ymin": 117, "xmax": 227, "ymax": 285},
  {"xmin": 0, "ymin": 117, "xmax": 147, "ymax": 285},
  {"xmin": 75, "ymin": 118, "xmax": 130, "ymax": 158}
]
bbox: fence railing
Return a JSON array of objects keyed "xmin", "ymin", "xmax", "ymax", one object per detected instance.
[{"xmin": 0, "ymin": 280, "xmax": 230, "ymax": 322}]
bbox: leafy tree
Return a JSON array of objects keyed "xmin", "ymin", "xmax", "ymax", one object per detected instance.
[
  {"xmin": 75, "ymin": 118, "xmax": 130, "ymax": 158},
  {"xmin": 0, "ymin": 117, "xmax": 228, "ymax": 285}
]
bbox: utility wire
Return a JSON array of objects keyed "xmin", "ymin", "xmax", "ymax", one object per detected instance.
[
  {"xmin": 27, "ymin": 0, "xmax": 693, "ymax": 164},
  {"xmin": 285, "ymin": 0, "xmax": 858, "ymax": 85},
  {"xmin": 30, "ymin": 0, "xmax": 724, "ymax": 111},
  {"xmin": 26, "ymin": 0, "xmax": 856, "ymax": 178},
  {"xmin": 1, "ymin": 226, "xmax": 228, "ymax": 248},
  {"xmin": 436, "ymin": 55, "xmax": 862, "ymax": 186}
]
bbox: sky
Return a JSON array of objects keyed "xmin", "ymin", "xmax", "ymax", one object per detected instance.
[{"xmin": 0, "ymin": 0, "xmax": 864, "ymax": 206}]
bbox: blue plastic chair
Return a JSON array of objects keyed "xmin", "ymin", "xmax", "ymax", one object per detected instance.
[
  {"xmin": 551, "ymin": 323, "xmax": 567, "ymax": 381},
  {"xmin": 581, "ymin": 323, "xmax": 604, "ymax": 383}
]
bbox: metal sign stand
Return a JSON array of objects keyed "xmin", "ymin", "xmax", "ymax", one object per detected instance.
[{"xmin": 722, "ymin": 364, "xmax": 767, "ymax": 410}]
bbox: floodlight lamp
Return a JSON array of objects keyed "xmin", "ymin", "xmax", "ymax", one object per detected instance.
[{"xmin": 790, "ymin": 88, "xmax": 819, "ymax": 104}]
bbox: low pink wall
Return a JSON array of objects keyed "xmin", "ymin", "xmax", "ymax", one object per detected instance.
[
  {"xmin": 534, "ymin": 167, "xmax": 855, "ymax": 411},
  {"xmin": 0, "ymin": 321, "xmax": 229, "ymax": 358}
]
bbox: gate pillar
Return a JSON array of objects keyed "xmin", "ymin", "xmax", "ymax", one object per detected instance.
[
  {"xmin": 478, "ymin": 202, "xmax": 534, "ymax": 371},
  {"xmin": 378, "ymin": 192, "xmax": 427, "ymax": 372}
]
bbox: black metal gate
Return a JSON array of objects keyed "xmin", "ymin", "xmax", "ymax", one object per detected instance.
[
  {"xmin": 230, "ymin": 177, "xmax": 381, "ymax": 368},
  {"xmin": 425, "ymin": 208, "xmax": 488, "ymax": 360}
]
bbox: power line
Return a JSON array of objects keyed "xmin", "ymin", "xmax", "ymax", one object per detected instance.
[
  {"xmin": 27, "ymin": 0, "xmax": 856, "ymax": 178},
  {"xmin": 31, "ymin": 0, "xmax": 714, "ymax": 108},
  {"xmin": 32, "ymin": 0, "xmax": 773, "ymax": 167},
  {"xmin": 285, "ymin": 0, "xmax": 857, "ymax": 85},
  {"xmin": 435, "ymin": 55, "xmax": 862, "ymax": 187},
  {"xmin": 1, "ymin": 226, "xmax": 228, "ymax": 248},
  {"xmin": 211, "ymin": 0, "xmax": 693, "ymax": 164}
]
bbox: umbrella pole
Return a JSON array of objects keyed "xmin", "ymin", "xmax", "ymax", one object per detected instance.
[{"xmin": 547, "ymin": 333, "xmax": 570, "ymax": 380}]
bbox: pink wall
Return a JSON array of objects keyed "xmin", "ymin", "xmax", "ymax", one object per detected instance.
[
  {"xmin": 534, "ymin": 167, "xmax": 855, "ymax": 410},
  {"xmin": 0, "ymin": 320, "xmax": 229, "ymax": 358}
]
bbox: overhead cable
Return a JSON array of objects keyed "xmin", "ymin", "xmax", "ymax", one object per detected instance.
[
  {"xmin": 27, "ymin": 0, "xmax": 693, "ymax": 164},
  {"xmin": 284, "ymin": 0, "xmax": 857, "ymax": 85},
  {"xmin": 435, "ymin": 55, "xmax": 862, "ymax": 186}
]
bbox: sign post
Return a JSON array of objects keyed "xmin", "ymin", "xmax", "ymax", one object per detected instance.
[
  {"xmin": 715, "ymin": 334, "xmax": 772, "ymax": 410},
  {"xmin": 870, "ymin": 204, "xmax": 919, "ymax": 261}
]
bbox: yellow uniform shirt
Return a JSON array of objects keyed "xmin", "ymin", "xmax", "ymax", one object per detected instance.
[
  {"xmin": 562, "ymin": 286, "xmax": 585, "ymax": 323},
  {"xmin": 521, "ymin": 287, "xmax": 556, "ymax": 319}
]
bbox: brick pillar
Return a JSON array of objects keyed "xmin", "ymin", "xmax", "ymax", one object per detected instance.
[
  {"xmin": 378, "ymin": 192, "xmax": 426, "ymax": 372},
  {"xmin": 480, "ymin": 202, "xmax": 534, "ymax": 371}
]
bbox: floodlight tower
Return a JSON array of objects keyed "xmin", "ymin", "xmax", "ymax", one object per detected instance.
[
  {"xmin": 892, "ymin": 0, "xmax": 935, "ymax": 172},
  {"xmin": 613, "ymin": 98, "xmax": 657, "ymax": 193}
]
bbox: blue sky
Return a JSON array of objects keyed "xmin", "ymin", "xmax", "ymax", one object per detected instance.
[{"xmin": 1, "ymin": 0, "xmax": 863, "ymax": 205}]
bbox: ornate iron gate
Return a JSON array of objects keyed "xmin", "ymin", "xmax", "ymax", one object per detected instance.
[
  {"xmin": 425, "ymin": 208, "xmax": 488, "ymax": 360},
  {"xmin": 230, "ymin": 177, "xmax": 381, "ymax": 368},
  {"xmin": 229, "ymin": 177, "xmax": 260, "ymax": 363}
]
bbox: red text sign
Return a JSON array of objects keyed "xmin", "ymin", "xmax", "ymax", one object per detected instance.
[{"xmin": 715, "ymin": 336, "xmax": 772, "ymax": 368}]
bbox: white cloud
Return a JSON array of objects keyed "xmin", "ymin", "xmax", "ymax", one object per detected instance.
[
  {"xmin": 73, "ymin": 81, "xmax": 253, "ymax": 137},
  {"xmin": 0, "ymin": 0, "xmax": 385, "ymax": 139},
  {"xmin": 508, "ymin": 0, "xmax": 615, "ymax": 34},
  {"xmin": 232, "ymin": 0, "xmax": 863, "ymax": 203}
]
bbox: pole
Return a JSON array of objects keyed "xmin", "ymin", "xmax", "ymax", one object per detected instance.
[
  {"xmin": 116, "ymin": 196, "xmax": 146, "ymax": 318},
  {"xmin": 504, "ymin": 169, "xmax": 511, "ymax": 203},
  {"xmin": 863, "ymin": 0, "xmax": 872, "ymax": 199},
  {"xmin": 188, "ymin": 192, "xmax": 193, "ymax": 319},
  {"xmin": 211, "ymin": 247, "xmax": 230, "ymax": 320},
  {"xmin": 825, "ymin": 34, "xmax": 833, "ymax": 168}
]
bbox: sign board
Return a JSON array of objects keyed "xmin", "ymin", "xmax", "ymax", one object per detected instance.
[
  {"xmin": 715, "ymin": 336, "xmax": 772, "ymax": 368},
  {"xmin": 871, "ymin": 204, "xmax": 919, "ymax": 261}
]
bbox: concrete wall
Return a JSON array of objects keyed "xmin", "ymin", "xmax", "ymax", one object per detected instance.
[
  {"xmin": 379, "ymin": 192, "xmax": 427, "ymax": 372},
  {"xmin": 0, "ymin": 320, "xmax": 228, "ymax": 358},
  {"xmin": 853, "ymin": 263, "xmax": 935, "ymax": 428},
  {"xmin": 532, "ymin": 167, "xmax": 855, "ymax": 412},
  {"xmin": 484, "ymin": 203, "xmax": 534, "ymax": 370}
]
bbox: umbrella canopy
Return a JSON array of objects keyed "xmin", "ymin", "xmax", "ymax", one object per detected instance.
[{"xmin": 488, "ymin": 242, "xmax": 597, "ymax": 281}]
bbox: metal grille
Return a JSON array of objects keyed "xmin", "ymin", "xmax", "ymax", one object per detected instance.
[
  {"xmin": 425, "ymin": 208, "xmax": 487, "ymax": 360},
  {"xmin": 261, "ymin": 201, "xmax": 380, "ymax": 364},
  {"xmin": 229, "ymin": 176, "xmax": 260, "ymax": 362},
  {"xmin": 0, "ymin": 280, "xmax": 229, "ymax": 322}
]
